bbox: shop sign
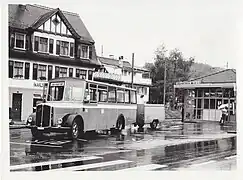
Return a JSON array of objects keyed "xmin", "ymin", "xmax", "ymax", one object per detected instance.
[
  {"xmin": 33, "ymin": 82, "xmax": 45, "ymax": 88},
  {"xmin": 176, "ymin": 80, "xmax": 201, "ymax": 85},
  {"xmin": 93, "ymin": 72, "xmax": 122, "ymax": 81},
  {"xmin": 50, "ymin": 82, "xmax": 65, "ymax": 86}
]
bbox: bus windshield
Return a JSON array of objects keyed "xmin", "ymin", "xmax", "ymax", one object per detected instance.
[{"xmin": 47, "ymin": 82, "xmax": 65, "ymax": 101}]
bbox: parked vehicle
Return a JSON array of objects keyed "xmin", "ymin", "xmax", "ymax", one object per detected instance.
[
  {"xmin": 136, "ymin": 104, "xmax": 165, "ymax": 129},
  {"xmin": 26, "ymin": 77, "xmax": 137, "ymax": 139}
]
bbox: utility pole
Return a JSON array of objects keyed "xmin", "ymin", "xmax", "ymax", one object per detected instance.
[
  {"xmin": 163, "ymin": 58, "xmax": 166, "ymax": 105},
  {"xmin": 131, "ymin": 53, "xmax": 135, "ymax": 88}
]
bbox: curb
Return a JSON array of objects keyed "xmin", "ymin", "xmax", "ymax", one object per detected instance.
[{"xmin": 9, "ymin": 125, "xmax": 27, "ymax": 129}]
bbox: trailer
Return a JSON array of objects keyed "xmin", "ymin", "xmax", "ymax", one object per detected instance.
[{"xmin": 136, "ymin": 104, "xmax": 165, "ymax": 129}]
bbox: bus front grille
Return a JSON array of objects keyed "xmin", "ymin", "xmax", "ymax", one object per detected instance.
[
  {"xmin": 35, "ymin": 105, "xmax": 50, "ymax": 127},
  {"xmin": 42, "ymin": 105, "xmax": 50, "ymax": 127},
  {"xmin": 36, "ymin": 105, "xmax": 42, "ymax": 126}
]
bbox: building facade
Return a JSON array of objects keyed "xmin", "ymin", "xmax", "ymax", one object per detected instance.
[
  {"xmin": 8, "ymin": 4, "xmax": 100, "ymax": 122},
  {"xmin": 94, "ymin": 56, "xmax": 152, "ymax": 103},
  {"xmin": 174, "ymin": 69, "xmax": 236, "ymax": 122}
]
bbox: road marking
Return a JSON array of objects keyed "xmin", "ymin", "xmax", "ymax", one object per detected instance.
[
  {"xmin": 10, "ymin": 156, "xmax": 103, "ymax": 171},
  {"xmin": 50, "ymin": 160, "xmax": 134, "ymax": 171},
  {"xmin": 225, "ymin": 155, "xmax": 237, "ymax": 160},
  {"xmin": 190, "ymin": 160, "xmax": 216, "ymax": 167},
  {"xmin": 10, "ymin": 142, "xmax": 62, "ymax": 148},
  {"xmin": 95, "ymin": 149, "xmax": 133, "ymax": 156},
  {"xmin": 118, "ymin": 164, "xmax": 168, "ymax": 171}
]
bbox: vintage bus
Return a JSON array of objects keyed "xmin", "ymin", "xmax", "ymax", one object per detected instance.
[{"xmin": 26, "ymin": 77, "xmax": 137, "ymax": 139}]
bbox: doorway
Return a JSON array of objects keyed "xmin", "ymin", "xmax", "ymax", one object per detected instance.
[{"xmin": 12, "ymin": 93, "xmax": 22, "ymax": 121}]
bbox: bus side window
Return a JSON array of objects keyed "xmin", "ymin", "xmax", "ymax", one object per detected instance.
[
  {"xmin": 130, "ymin": 90, "xmax": 137, "ymax": 104},
  {"xmin": 98, "ymin": 85, "xmax": 108, "ymax": 102},
  {"xmin": 90, "ymin": 83, "xmax": 97, "ymax": 103},
  {"xmin": 108, "ymin": 87, "xmax": 116, "ymax": 103},
  {"xmin": 125, "ymin": 89, "xmax": 130, "ymax": 103},
  {"xmin": 117, "ymin": 89, "xmax": 125, "ymax": 103}
]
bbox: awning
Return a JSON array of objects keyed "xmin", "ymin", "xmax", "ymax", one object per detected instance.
[{"xmin": 174, "ymin": 82, "xmax": 236, "ymax": 89}]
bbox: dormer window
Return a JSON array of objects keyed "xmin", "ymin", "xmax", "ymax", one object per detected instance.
[
  {"xmin": 77, "ymin": 44, "xmax": 92, "ymax": 59},
  {"xmin": 81, "ymin": 45, "xmax": 88, "ymax": 58},
  {"xmin": 15, "ymin": 33, "xmax": 26, "ymax": 49}
]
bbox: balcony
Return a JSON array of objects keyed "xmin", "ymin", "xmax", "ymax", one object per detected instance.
[
  {"xmin": 93, "ymin": 72, "xmax": 152, "ymax": 86},
  {"xmin": 121, "ymin": 75, "xmax": 152, "ymax": 86},
  {"xmin": 93, "ymin": 72, "xmax": 122, "ymax": 82}
]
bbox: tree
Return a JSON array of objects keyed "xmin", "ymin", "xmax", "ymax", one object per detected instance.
[{"xmin": 145, "ymin": 44, "xmax": 194, "ymax": 105}]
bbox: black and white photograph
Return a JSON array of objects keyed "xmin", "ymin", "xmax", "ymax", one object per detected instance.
[{"xmin": 1, "ymin": 0, "xmax": 241, "ymax": 178}]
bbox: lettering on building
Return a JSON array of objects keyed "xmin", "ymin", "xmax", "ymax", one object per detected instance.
[{"xmin": 93, "ymin": 72, "xmax": 122, "ymax": 81}]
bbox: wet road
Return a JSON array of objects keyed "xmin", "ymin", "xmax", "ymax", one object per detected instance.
[
  {"xmin": 10, "ymin": 121, "xmax": 236, "ymax": 171},
  {"xmin": 175, "ymin": 155, "xmax": 236, "ymax": 170}
]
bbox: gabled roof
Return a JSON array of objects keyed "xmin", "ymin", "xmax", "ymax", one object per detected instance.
[
  {"xmin": 97, "ymin": 56, "xmax": 132, "ymax": 68},
  {"xmin": 8, "ymin": 4, "xmax": 94, "ymax": 42},
  {"xmin": 191, "ymin": 69, "xmax": 236, "ymax": 83}
]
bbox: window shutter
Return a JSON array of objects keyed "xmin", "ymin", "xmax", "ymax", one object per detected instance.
[
  {"xmin": 9, "ymin": 61, "xmax": 13, "ymax": 78},
  {"xmin": 69, "ymin": 68, "xmax": 73, "ymax": 77},
  {"xmin": 25, "ymin": 35, "xmax": 29, "ymax": 50},
  {"xmin": 88, "ymin": 70, "xmax": 93, "ymax": 80},
  {"xmin": 76, "ymin": 69, "xmax": 79, "ymax": 78},
  {"xmin": 89, "ymin": 46, "xmax": 92, "ymax": 59},
  {"xmin": 56, "ymin": 40, "xmax": 60, "ymax": 55},
  {"xmin": 33, "ymin": 63, "xmax": 38, "ymax": 80},
  {"xmin": 34, "ymin": 36, "xmax": 39, "ymax": 51},
  {"xmin": 49, "ymin": 39, "xmax": 54, "ymax": 53},
  {"xmin": 48, "ymin": 65, "xmax": 53, "ymax": 80},
  {"xmin": 55, "ymin": 66, "xmax": 59, "ymax": 78},
  {"xmin": 10, "ymin": 34, "xmax": 15, "ymax": 48},
  {"xmin": 24, "ymin": 62, "xmax": 30, "ymax": 79},
  {"xmin": 70, "ymin": 43, "xmax": 74, "ymax": 57}
]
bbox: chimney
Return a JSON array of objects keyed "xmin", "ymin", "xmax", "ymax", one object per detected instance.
[{"xmin": 118, "ymin": 56, "xmax": 124, "ymax": 67}]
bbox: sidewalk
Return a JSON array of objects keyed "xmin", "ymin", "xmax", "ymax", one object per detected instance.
[{"xmin": 9, "ymin": 121, "xmax": 26, "ymax": 129}]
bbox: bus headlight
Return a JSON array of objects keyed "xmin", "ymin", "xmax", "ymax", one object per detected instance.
[
  {"xmin": 27, "ymin": 116, "xmax": 33, "ymax": 122},
  {"xmin": 57, "ymin": 118, "xmax": 63, "ymax": 125}
]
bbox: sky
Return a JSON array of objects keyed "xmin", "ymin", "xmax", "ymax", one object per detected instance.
[{"xmin": 26, "ymin": 0, "xmax": 241, "ymax": 68}]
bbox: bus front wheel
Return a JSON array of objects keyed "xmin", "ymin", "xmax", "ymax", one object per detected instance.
[
  {"xmin": 31, "ymin": 128, "xmax": 43, "ymax": 139},
  {"xmin": 70, "ymin": 119, "xmax": 84, "ymax": 139},
  {"xmin": 150, "ymin": 120, "xmax": 158, "ymax": 130}
]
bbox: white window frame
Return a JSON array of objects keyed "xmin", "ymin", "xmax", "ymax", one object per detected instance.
[
  {"xmin": 14, "ymin": 33, "xmax": 26, "ymax": 50},
  {"xmin": 13, "ymin": 61, "xmax": 24, "ymax": 79},
  {"xmin": 69, "ymin": 42, "xmax": 74, "ymax": 57},
  {"xmin": 60, "ymin": 41, "xmax": 69, "ymax": 56},
  {"xmin": 81, "ymin": 45, "xmax": 89, "ymax": 59},
  {"xmin": 39, "ymin": 37, "xmax": 49, "ymax": 53},
  {"xmin": 59, "ymin": 67, "xmax": 68, "ymax": 77},
  {"xmin": 37, "ymin": 64, "xmax": 47, "ymax": 80}
]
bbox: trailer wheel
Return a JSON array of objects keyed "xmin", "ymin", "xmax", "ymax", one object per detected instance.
[
  {"xmin": 70, "ymin": 118, "xmax": 84, "ymax": 139},
  {"xmin": 31, "ymin": 128, "xmax": 43, "ymax": 139},
  {"xmin": 150, "ymin": 120, "xmax": 158, "ymax": 130}
]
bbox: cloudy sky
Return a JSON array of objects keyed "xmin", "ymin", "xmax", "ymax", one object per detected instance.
[{"xmin": 33, "ymin": 0, "xmax": 240, "ymax": 68}]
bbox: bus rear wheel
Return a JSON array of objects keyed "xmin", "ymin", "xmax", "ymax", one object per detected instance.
[
  {"xmin": 150, "ymin": 120, "xmax": 158, "ymax": 130},
  {"xmin": 70, "ymin": 119, "xmax": 84, "ymax": 139}
]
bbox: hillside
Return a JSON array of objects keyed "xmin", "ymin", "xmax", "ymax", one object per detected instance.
[{"xmin": 189, "ymin": 62, "xmax": 224, "ymax": 80}]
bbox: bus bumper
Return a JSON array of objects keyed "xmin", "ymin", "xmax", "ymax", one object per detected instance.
[{"xmin": 26, "ymin": 125, "xmax": 71, "ymax": 133}]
